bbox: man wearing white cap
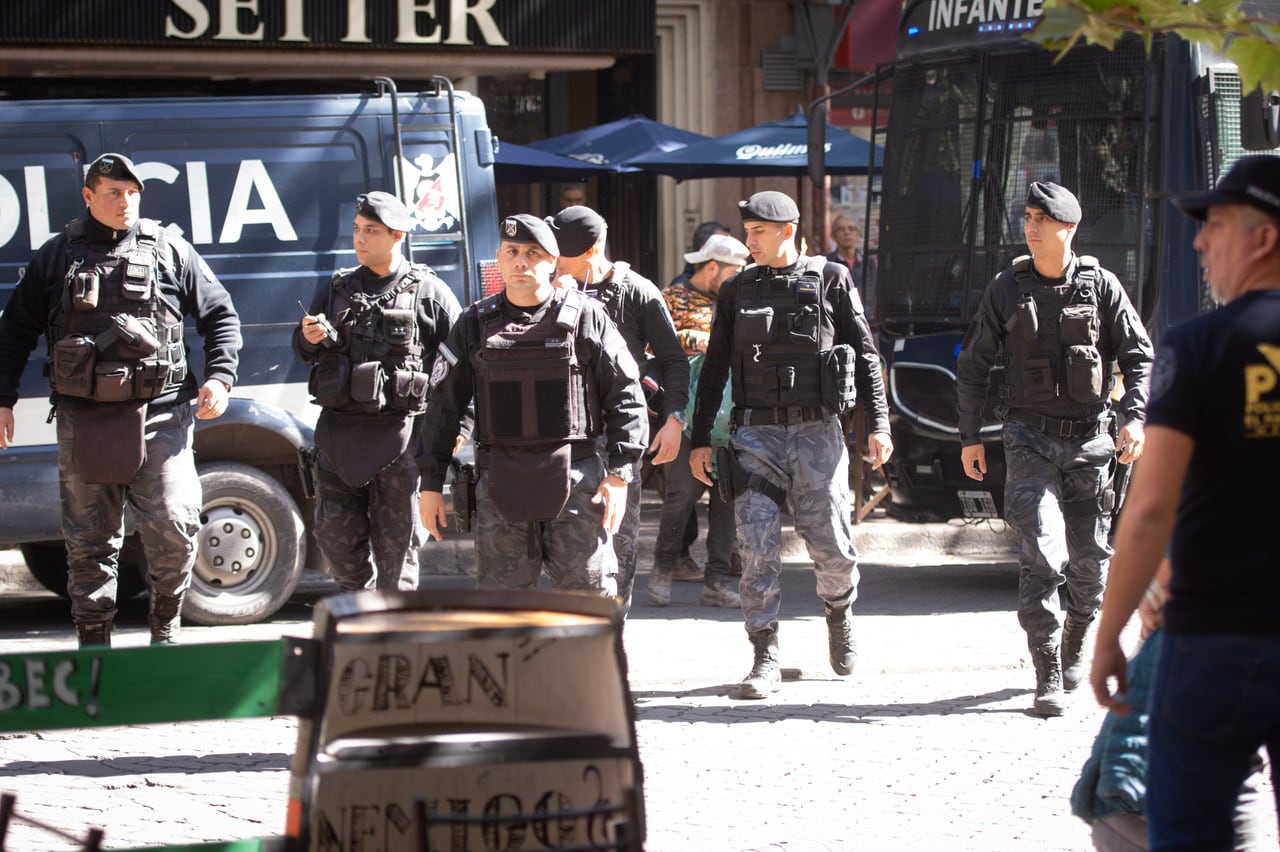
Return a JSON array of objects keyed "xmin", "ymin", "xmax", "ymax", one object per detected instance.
[{"xmin": 650, "ymin": 234, "xmax": 750, "ymax": 608}]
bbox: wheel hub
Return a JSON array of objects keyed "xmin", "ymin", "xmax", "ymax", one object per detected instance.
[{"xmin": 195, "ymin": 505, "xmax": 264, "ymax": 589}]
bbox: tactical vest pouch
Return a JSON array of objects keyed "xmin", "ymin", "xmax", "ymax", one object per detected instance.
[
  {"xmin": 389, "ymin": 369, "xmax": 429, "ymax": 413},
  {"xmin": 72, "ymin": 271, "xmax": 99, "ymax": 311},
  {"xmin": 133, "ymin": 358, "xmax": 170, "ymax": 399},
  {"xmin": 350, "ymin": 361, "xmax": 385, "ymax": 406},
  {"xmin": 737, "ymin": 307, "xmax": 776, "ymax": 344},
  {"xmin": 92, "ymin": 362, "xmax": 134, "ymax": 403},
  {"xmin": 51, "ymin": 336, "xmax": 97, "ymax": 398},
  {"xmin": 308, "ymin": 351, "xmax": 352, "ymax": 408},
  {"xmin": 71, "ymin": 399, "xmax": 146, "ymax": 485},
  {"xmin": 1016, "ymin": 294, "xmax": 1039, "ymax": 345},
  {"xmin": 1064, "ymin": 345, "xmax": 1105, "ymax": 403},
  {"xmin": 486, "ymin": 443, "xmax": 572, "ymax": 523},
  {"xmin": 381, "ymin": 309, "xmax": 416, "ymax": 354},
  {"xmin": 1020, "ymin": 358, "xmax": 1057, "ymax": 402},
  {"xmin": 787, "ymin": 305, "xmax": 819, "ymax": 343},
  {"xmin": 766, "ymin": 366, "xmax": 799, "ymax": 405},
  {"xmin": 122, "ymin": 250, "xmax": 152, "ymax": 301},
  {"xmin": 819, "ymin": 344, "xmax": 858, "ymax": 414},
  {"xmin": 1060, "ymin": 304, "xmax": 1099, "ymax": 346}
]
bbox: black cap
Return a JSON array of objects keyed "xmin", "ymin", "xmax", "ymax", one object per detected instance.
[
  {"xmin": 1173, "ymin": 155, "xmax": 1280, "ymax": 221},
  {"xmin": 1026, "ymin": 181, "xmax": 1082, "ymax": 224},
  {"xmin": 500, "ymin": 213, "xmax": 559, "ymax": 256},
  {"xmin": 85, "ymin": 153, "xmax": 141, "ymax": 188},
  {"xmin": 549, "ymin": 205, "xmax": 605, "ymax": 258},
  {"xmin": 355, "ymin": 191, "xmax": 415, "ymax": 232},
  {"xmin": 738, "ymin": 190, "xmax": 800, "ymax": 223}
]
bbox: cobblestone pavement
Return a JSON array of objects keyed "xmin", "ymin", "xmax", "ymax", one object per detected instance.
[{"xmin": 0, "ymin": 498, "xmax": 1273, "ymax": 851}]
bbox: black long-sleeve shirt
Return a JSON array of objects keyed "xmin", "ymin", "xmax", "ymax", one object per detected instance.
[
  {"xmin": 583, "ymin": 262, "xmax": 690, "ymax": 420},
  {"xmin": 691, "ymin": 257, "xmax": 890, "ymax": 448},
  {"xmin": 0, "ymin": 214, "xmax": 240, "ymax": 410},
  {"xmin": 416, "ymin": 290, "xmax": 648, "ymax": 491}
]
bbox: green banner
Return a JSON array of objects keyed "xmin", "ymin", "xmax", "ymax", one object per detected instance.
[{"xmin": 0, "ymin": 641, "xmax": 288, "ymax": 732}]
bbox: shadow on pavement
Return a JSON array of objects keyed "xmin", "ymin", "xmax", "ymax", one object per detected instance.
[
  {"xmin": 0, "ymin": 753, "xmax": 292, "ymax": 777},
  {"xmin": 630, "ymin": 687, "xmax": 1033, "ymax": 721}
]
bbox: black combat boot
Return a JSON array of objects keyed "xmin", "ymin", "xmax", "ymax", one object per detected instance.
[
  {"xmin": 1060, "ymin": 614, "xmax": 1095, "ymax": 692},
  {"xmin": 76, "ymin": 622, "xmax": 112, "ymax": 648},
  {"xmin": 738, "ymin": 629, "xmax": 781, "ymax": 699},
  {"xmin": 825, "ymin": 602, "xmax": 857, "ymax": 676},
  {"xmin": 149, "ymin": 592, "xmax": 183, "ymax": 645},
  {"xmin": 1031, "ymin": 644, "xmax": 1066, "ymax": 717}
]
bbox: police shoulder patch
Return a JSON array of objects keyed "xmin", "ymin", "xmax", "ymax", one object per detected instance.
[{"xmin": 429, "ymin": 353, "xmax": 451, "ymax": 389}]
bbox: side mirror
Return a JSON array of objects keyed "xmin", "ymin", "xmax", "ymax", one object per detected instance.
[{"xmin": 1240, "ymin": 87, "xmax": 1280, "ymax": 151}]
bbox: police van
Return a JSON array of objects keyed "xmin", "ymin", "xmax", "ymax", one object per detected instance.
[
  {"xmin": 0, "ymin": 77, "xmax": 500, "ymax": 624},
  {"xmin": 861, "ymin": 3, "xmax": 1280, "ymax": 522}
]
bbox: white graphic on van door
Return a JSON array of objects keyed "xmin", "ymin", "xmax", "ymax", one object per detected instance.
[{"xmin": 404, "ymin": 153, "xmax": 460, "ymax": 234}]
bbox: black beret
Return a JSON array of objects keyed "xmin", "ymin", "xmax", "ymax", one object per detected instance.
[
  {"xmin": 1026, "ymin": 181, "xmax": 1081, "ymax": 224},
  {"xmin": 500, "ymin": 213, "xmax": 559, "ymax": 256},
  {"xmin": 1174, "ymin": 155, "xmax": 1280, "ymax": 222},
  {"xmin": 549, "ymin": 205, "xmax": 605, "ymax": 258},
  {"xmin": 355, "ymin": 191, "xmax": 415, "ymax": 232},
  {"xmin": 85, "ymin": 153, "xmax": 141, "ymax": 188},
  {"xmin": 738, "ymin": 190, "xmax": 800, "ymax": 223}
]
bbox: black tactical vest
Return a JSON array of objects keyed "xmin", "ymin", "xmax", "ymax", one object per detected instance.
[
  {"xmin": 308, "ymin": 264, "xmax": 433, "ymax": 415},
  {"xmin": 47, "ymin": 219, "xmax": 187, "ymax": 402},
  {"xmin": 473, "ymin": 288, "xmax": 595, "ymax": 446},
  {"xmin": 731, "ymin": 257, "xmax": 831, "ymax": 409},
  {"xmin": 999, "ymin": 255, "xmax": 1113, "ymax": 415}
]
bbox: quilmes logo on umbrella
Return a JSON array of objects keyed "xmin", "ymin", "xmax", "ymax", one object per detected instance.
[{"xmin": 736, "ymin": 142, "xmax": 830, "ymax": 161}]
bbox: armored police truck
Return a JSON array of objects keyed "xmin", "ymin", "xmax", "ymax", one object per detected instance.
[
  {"xmin": 861, "ymin": 1, "xmax": 1280, "ymax": 521},
  {"xmin": 0, "ymin": 77, "xmax": 500, "ymax": 623}
]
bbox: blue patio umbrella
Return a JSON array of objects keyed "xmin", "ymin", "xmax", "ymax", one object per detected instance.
[
  {"xmin": 528, "ymin": 114, "xmax": 710, "ymax": 173},
  {"xmin": 628, "ymin": 112, "xmax": 883, "ymax": 180},
  {"xmin": 493, "ymin": 140, "xmax": 616, "ymax": 184}
]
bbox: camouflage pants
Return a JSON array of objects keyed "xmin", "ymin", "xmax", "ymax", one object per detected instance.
[
  {"xmin": 474, "ymin": 455, "xmax": 618, "ymax": 597},
  {"xmin": 1002, "ymin": 419, "xmax": 1114, "ymax": 648},
  {"xmin": 56, "ymin": 401, "xmax": 200, "ymax": 627},
  {"xmin": 733, "ymin": 417, "xmax": 858, "ymax": 635},
  {"xmin": 313, "ymin": 450, "xmax": 422, "ymax": 593},
  {"xmin": 612, "ymin": 463, "xmax": 642, "ymax": 617}
]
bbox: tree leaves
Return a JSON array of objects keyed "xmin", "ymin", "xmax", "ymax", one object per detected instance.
[{"xmin": 1029, "ymin": 0, "xmax": 1280, "ymax": 93}]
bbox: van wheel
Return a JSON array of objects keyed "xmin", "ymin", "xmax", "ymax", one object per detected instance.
[
  {"xmin": 20, "ymin": 539, "xmax": 147, "ymax": 599},
  {"xmin": 183, "ymin": 462, "xmax": 306, "ymax": 626}
]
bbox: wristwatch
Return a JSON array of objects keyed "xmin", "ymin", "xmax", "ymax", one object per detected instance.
[{"xmin": 606, "ymin": 464, "xmax": 635, "ymax": 483}]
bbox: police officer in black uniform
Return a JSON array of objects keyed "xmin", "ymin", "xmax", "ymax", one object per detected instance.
[
  {"xmin": 293, "ymin": 191, "xmax": 459, "ymax": 593},
  {"xmin": 956, "ymin": 181, "xmax": 1153, "ymax": 717},
  {"xmin": 0, "ymin": 152, "xmax": 242, "ymax": 647},
  {"xmin": 689, "ymin": 191, "xmax": 893, "ymax": 700},
  {"xmin": 417, "ymin": 214, "xmax": 648, "ymax": 596},
  {"xmin": 549, "ymin": 205, "xmax": 689, "ymax": 615}
]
